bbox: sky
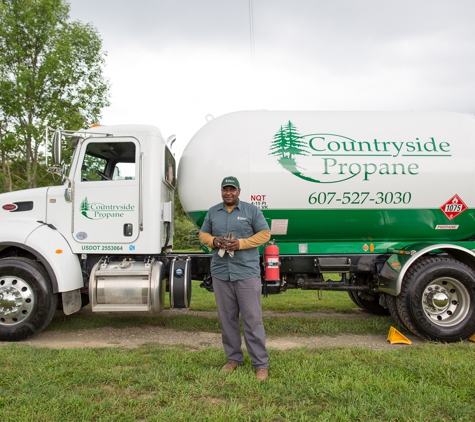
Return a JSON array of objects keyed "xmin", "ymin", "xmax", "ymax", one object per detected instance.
[{"xmin": 68, "ymin": 0, "xmax": 475, "ymax": 159}]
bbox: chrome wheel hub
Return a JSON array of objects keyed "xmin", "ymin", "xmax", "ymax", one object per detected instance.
[
  {"xmin": 0, "ymin": 276, "xmax": 34, "ymax": 325},
  {"xmin": 422, "ymin": 277, "xmax": 470, "ymax": 327}
]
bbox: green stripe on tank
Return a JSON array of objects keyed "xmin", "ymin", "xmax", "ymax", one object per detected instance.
[{"xmin": 187, "ymin": 208, "xmax": 475, "ymax": 249}]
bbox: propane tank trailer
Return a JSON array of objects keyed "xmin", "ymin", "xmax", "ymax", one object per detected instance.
[{"xmin": 179, "ymin": 110, "xmax": 475, "ymax": 342}]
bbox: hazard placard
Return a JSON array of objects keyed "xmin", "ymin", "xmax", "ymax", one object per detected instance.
[{"xmin": 440, "ymin": 194, "xmax": 468, "ymax": 220}]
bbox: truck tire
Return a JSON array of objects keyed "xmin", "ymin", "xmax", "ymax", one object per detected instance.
[
  {"xmin": 384, "ymin": 293, "xmax": 407, "ymax": 330},
  {"xmin": 351, "ymin": 291, "xmax": 390, "ymax": 316},
  {"xmin": 0, "ymin": 257, "xmax": 58, "ymax": 341},
  {"xmin": 347, "ymin": 291, "xmax": 360, "ymax": 307},
  {"xmin": 396, "ymin": 257, "xmax": 475, "ymax": 342}
]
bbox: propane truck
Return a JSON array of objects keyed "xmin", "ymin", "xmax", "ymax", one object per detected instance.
[{"xmin": 1, "ymin": 111, "xmax": 475, "ymax": 343}]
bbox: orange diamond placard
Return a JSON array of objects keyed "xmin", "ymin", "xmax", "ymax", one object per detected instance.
[{"xmin": 440, "ymin": 194, "xmax": 468, "ymax": 220}]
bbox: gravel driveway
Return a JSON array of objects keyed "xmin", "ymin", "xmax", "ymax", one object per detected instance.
[{"xmin": 1, "ymin": 307, "xmax": 424, "ymax": 350}]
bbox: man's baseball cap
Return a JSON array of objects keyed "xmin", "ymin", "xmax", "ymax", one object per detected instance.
[{"xmin": 221, "ymin": 176, "xmax": 240, "ymax": 189}]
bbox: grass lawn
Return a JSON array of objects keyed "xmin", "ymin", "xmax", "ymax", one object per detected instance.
[{"xmin": 1, "ymin": 281, "xmax": 474, "ymax": 421}]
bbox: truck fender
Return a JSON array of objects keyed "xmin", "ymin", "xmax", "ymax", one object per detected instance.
[
  {"xmin": 379, "ymin": 243, "xmax": 475, "ymax": 296},
  {"xmin": 24, "ymin": 224, "xmax": 83, "ymax": 293},
  {"xmin": 0, "ymin": 218, "xmax": 42, "ymax": 245}
]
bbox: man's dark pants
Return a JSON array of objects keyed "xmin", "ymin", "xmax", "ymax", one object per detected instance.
[{"xmin": 212, "ymin": 276, "xmax": 269, "ymax": 369}]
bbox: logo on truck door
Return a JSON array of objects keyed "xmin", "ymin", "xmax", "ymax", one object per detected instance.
[
  {"xmin": 80, "ymin": 197, "xmax": 135, "ymax": 220},
  {"xmin": 269, "ymin": 121, "xmax": 451, "ymax": 184}
]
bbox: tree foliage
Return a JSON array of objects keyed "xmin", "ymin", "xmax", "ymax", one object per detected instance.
[
  {"xmin": 0, "ymin": 0, "xmax": 110, "ymax": 192},
  {"xmin": 173, "ymin": 184, "xmax": 201, "ymax": 250}
]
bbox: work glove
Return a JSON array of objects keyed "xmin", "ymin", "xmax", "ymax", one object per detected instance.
[{"xmin": 218, "ymin": 232, "xmax": 235, "ymax": 258}]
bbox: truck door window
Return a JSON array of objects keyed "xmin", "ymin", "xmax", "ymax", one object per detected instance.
[
  {"xmin": 81, "ymin": 155, "xmax": 108, "ymax": 181},
  {"xmin": 81, "ymin": 141, "xmax": 136, "ymax": 181},
  {"xmin": 113, "ymin": 162, "xmax": 135, "ymax": 180}
]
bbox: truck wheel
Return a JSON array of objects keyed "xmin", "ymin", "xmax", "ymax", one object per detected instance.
[
  {"xmin": 351, "ymin": 291, "xmax": 390, "ymax": 316},
  {"xmin": 0, "ymin": 257, "xmax": 58, "ymax": 341},
  {"xmin": 347, "ymin": 291, "xmax": 360, "ymax": 307},
  {"xmin": 396, "ymin": 257, "xmax": 475, "ymax": 342},
  {"xmin": 385, "ymin": 293, "xmax": 407, "ymax": 330}
]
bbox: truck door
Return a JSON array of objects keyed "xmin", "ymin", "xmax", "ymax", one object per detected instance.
[{"xmin": 72, "ymin": 137, "xmax": 141, "ymax": 245}]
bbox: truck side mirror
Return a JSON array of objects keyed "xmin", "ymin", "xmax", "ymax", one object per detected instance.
[
  {"xmin": 51, "ymin": 130, "xmax": 62, "ymax": 166},
  {"xmin": 166, "ymin": 134, "xmax": 176, "ymax": 149}
]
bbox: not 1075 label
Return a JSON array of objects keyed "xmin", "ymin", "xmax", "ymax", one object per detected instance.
[{"xmin": 308, "ymin": 191, "xmax": 412, "ymax": 205}]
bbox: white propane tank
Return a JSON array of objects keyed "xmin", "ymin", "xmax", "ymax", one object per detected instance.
[{"xmin": 178, "ymin": 111, "xmax": 475, "ymax": 243}]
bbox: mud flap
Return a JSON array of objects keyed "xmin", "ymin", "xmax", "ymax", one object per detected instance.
[{"xmin": 61, "ymin": 289, "xmax": 82, "ymax": 315}]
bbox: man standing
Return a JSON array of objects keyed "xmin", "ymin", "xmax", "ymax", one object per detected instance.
[{"xmin": 199, "ymin": 176, "xmax": 271, "ymax": 381}]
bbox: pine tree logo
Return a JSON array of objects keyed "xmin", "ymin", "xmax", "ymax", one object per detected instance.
[
  {"xmin": 80, "ymin": 197, "xmax": 92, "ymax": 219},
  {"xmin": 269, "ymin": 121, "xmax": 318, "ymax": 182}
]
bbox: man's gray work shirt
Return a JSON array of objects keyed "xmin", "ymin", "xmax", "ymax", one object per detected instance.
[{"xmin": 200, "ymin": 199, "xmax": 269, "ymax": 281}]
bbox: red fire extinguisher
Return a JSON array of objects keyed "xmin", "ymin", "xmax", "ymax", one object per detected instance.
[{"xmin": 264, "ymin": 240, "xmax": 280, "ymax": 282}]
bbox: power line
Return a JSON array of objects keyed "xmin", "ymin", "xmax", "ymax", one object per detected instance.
[{"xmin": 249, "ymin": 0, "xmax": 256, "ymax": 109}]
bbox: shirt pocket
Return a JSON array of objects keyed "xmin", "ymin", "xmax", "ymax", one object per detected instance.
[
  {"xmin": 228, "ymin": 217, "xmax": 254, "ymax": 238},
  {"xmin": 212, "ymin": 221, "xmax": 228, "ymax": 237}
]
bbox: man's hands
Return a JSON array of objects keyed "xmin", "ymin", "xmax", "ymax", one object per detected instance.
[
  {"xmin": 214, "ymin": 233, "xmax": 240, "ymax": 255},
  {"xmin": 225, "ymin": 238, "xmax": 240, "ymax": 251},
  {"xmin": 213, "ymin": 236, "xmax": 223, "ymax": 248},
  {"xmin": 214, "ymin": 236, "xmax": 240, "ymax": 251}
]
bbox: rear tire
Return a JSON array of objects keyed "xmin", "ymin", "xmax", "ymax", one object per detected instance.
[
  {"xmin": 0, "ymin": 257, "xmax": 58, "ymax": 341},
  {"xmin": 347, "ymin": 291, "xmax": 360, "ymax": 307},
  {"xmin": 385, "ymin": 293, "xmax": 407, "ymax": 330},
  {"xmin": 396, "ymin": 257, "xmax": 475, "ymax": 342},
  {"xmin": 351, "ymin": 291, "xmax": 390, "ymax": 316}
]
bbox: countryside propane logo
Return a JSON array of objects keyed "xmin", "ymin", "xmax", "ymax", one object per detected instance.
[
  {"xmin": 80, "ymin": 197, "xmax": 134, "ymax": 220},
  {"xmin": 269, "ymin": 121, "xmax": 451, "ymax": 183}
]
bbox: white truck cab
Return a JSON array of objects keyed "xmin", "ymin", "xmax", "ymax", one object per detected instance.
[{"xmin": 0, "ymin": 124, "xmax": 193, "ymax": 341}]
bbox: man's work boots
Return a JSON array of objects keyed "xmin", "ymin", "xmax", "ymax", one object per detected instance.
[
  {"xmin": 255, "ymin": 368, "xmax": 268, "ymax": 381},
  {"xmin": 221, "ymin": 361, "xmax": 239, "ymax": 372}
]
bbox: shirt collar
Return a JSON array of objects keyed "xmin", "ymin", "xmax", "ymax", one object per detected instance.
[{"xmin": 218, "ymin": 198, "xmax": 241, "ymax": 210}]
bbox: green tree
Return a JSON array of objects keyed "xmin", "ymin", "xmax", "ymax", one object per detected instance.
[
  {"xmin": 173, "ymin": 184, "xmax": 200, "ymax": 251},
  {"xmin": 0, "ymin": 0, "xmax": 110, "ymax": 192}
]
